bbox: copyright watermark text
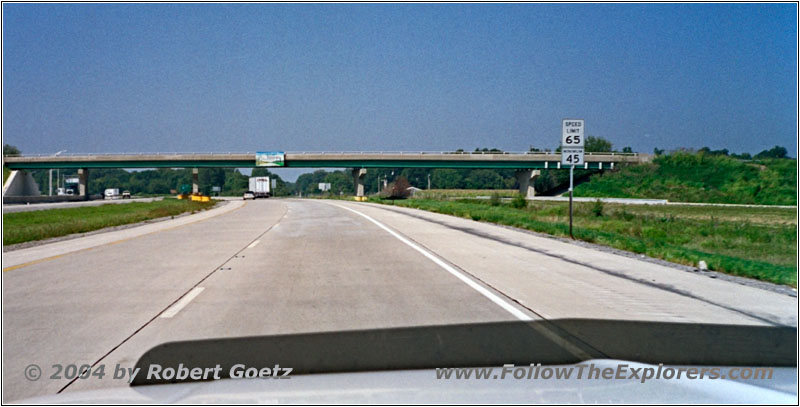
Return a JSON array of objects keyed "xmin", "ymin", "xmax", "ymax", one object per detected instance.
[{"xmin": 23, "ymin": 363, "xmax": 292, "ymax": 382}]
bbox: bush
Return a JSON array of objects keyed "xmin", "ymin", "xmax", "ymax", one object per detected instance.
[
  {"xmin": 490, "ymin": 192, "xmax": 501, "ymax": 206},
  {"xmin": 510, "ymin": 193, "xmax": 527, "ymax": 209},
  {"xmin": 592, "ymin": 199, "xmax": 604, "ymax": 217},
  {"xmin": 381, "ymin": 176, "xmax": 412, "ymax": 199}
]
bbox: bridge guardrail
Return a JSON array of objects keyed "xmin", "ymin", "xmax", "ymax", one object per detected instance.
[{"xmin": 5, "ymin": 151, "xmax": 640, "ymax": 157}]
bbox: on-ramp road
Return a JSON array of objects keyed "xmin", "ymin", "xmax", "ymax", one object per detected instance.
[
  {"xmin": 2, "ymin": 197, "xmax": 163, "ymax": 214},
  {"xmin": 2, "ymin": 199, "xmax": 796, "ymax": 401}
]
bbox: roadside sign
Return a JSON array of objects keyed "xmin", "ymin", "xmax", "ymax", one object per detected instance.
[
  {"xmin": 560, "ymin": 118, "xmax": 584, "ymax": 240},
  {"xmin": 255, "ymin": 151, "xmax": 285, "ymax": 167},
  {"xmin": 271, "ymin": 179, "xmax": 277, "ymax": 189},
  {"xmin": 318, "ymin": 183, "xmax": 331, "ymax": 192},
  {"xmin": 561, "ymin": 119, "xmax": 585, "ymax": 147},
  {"xmin": 211, "ymin": 186, "xmax": 221, "ymax": 192},
  {"xmin": 561, "ymin": 148, "xmax": 585, "ymax": 166}
]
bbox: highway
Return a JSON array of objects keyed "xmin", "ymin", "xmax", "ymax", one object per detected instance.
[{"xmin": 2, "ymin": 199, "xmax": 796, "ymax": 402}]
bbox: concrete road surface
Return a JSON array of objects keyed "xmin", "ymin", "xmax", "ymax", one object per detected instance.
[
  {"xmin": 3, "ymin": 199, "xmax": 796, "ymax": 401},
  {"xmin": 3, "ymin": 197, "xmax": 163, "ymax": 213}
]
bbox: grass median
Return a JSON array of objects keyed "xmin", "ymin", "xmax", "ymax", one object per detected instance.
[
  {"xmin": 370, "ymin": 197, "xmax": 797, "ymax": 287},
  {"xmin": 3, "ymin": 198, "xmax": 216, "ymax": 246}
]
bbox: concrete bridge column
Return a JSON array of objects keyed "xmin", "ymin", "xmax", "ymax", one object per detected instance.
[
  {"xmin": 515, "ymin": 169, "xmax": 540, "ymax": 199},
  {"xmin": 77, "ymin": 168, "xmax": 89, "ymax": 200},
  {"xmin": 192, "ymin": 168, "xmax": 199, "ymax": 194},
  {"xmin": 2, "ymin": 170, "xmax": 41, "ymax": 197},
  {"xmin": 352, "ymin": 168, "xmax": 366, "ymax": 198}
]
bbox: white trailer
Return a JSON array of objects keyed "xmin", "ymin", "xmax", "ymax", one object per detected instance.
[
  {"xmin": 104, "ymin": 188, "xmax": 120, "ymax": 200},
  {"xmin": 248, "ymin": 177, "xmax": 271, "ymax": 198}
]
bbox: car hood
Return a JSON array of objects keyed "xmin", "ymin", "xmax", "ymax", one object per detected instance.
[{"xmin": 17, "ymin": 360, "xmax": 797, "ymax": 404}]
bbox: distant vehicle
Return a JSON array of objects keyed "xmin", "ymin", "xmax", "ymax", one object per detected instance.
[
  {"xmin": 122, "ymin": 191, "xmax": 131, "ymax": 199},
  {"xmin": 57, "ymin": 188, "xmax": 75, "ymax": 196},
  {"xmin": 104, "ymin": 188, "xmax": 121, "ymax": 200},
  {"xmin": 248, "ymin": 177, "xmax": 271, "ymax": 198},
  {"xmin": 243, "ymin": 191, "xmax": 256, "ymax": 200}
]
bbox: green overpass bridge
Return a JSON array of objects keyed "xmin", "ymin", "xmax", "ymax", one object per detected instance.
[{"xmin": 4, "ymin": 152, "xmax": 648, "ymax": 200}]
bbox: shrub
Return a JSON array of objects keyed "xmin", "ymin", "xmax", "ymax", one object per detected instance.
[
  {"xmin": 490, "ymin": 192, "xmax": 501, "ymax": 206},
  {"xmin": 510, "ymin": 193, "xmax": 527, "ymax": 209},
  {"xmin": 592, "ymin": 199, "xmax": 604, "ymax": 217},
  {"xmin": 381, "ymin": 176, "xmax": 413, "ymax": 200}
]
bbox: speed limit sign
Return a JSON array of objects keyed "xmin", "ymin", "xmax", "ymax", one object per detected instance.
[
  {"xmin": 560, "ymin": 118, "xmax": 584, "ymax": 240},
  {"xmin": 562, "ymin": 119, "xmax": 585, "ymax": 147},
  {"xmin": 561, "ymin": 148, "xmax": 585, "ymax": 165}
]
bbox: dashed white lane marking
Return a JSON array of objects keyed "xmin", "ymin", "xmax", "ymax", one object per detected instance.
[
  {"xmin": 159, "ymin": 287, "xmax": 205, "ymax": 318},
  {"xmin": 247, "ymin": 239, "xmax": 261, "ymax": 249}
]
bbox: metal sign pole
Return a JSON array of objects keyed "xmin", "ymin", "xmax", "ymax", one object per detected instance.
[{"xmin": 569, "ymin": 164, "xmax": 574, "ymax": 239}]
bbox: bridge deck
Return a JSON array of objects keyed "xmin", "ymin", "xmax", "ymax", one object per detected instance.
[{"xmin": 3, "ymin": 152, "xmax": 647, "ymax": 170}]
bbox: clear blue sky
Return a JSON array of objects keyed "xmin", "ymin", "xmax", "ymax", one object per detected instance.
[{"xmin": 3, "ymin": 3, "xmax": 797, "ymax": 158}]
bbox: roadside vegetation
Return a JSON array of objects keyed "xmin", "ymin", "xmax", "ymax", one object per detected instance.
[
  {"xmin": 576, "ymin": 151, "xmax": 796, "ymax": 205},
  {"xmin": 414, "ymin": 189, "xmax": 517, "ymax": 199},
  {"xmin": 371, "ymin": 197, "xmax": 797, "ymax": 287},
  {"xmin": 3, "ymin": 198, "xmax": 216, "ymax": 245}
]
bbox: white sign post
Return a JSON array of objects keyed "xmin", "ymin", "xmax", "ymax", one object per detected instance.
[{"xmin": 561, "ymin": 119, "xmax": 585, "ymax": 239}]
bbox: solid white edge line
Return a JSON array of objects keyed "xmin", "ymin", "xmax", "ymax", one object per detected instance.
[
  {"xmin": 159, "ymin": 287, "xmax": 205, "ymax": 318},
  {"xmin": 329, "ymin": 201, "xmax": 594, "ymax": 360},
  {"xmin": 247, "ymin": 239, "xmax": 261, "ymax": 249},
  {"xmin": 329, "ymin": 203, "xmax": 533, "ymax": 321}
]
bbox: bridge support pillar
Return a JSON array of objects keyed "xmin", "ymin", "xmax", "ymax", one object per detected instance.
[
  {"xmin": 515, "ymin": 169, "xmax": 540, "ymax": 199},
  {"xmin": 192, "ymin": 168, "xmax": 199, "ymax": 194},
  {"xmin": 352, "ymin": 168, "xmax": 366, "ymax": 198},
  {"xmin": 2, "ymin": 170, "xmax": 41, "ymax": 197},
  {"xmin": 77, "ymin": 168, "xmax": 89, "ymax": 200}
]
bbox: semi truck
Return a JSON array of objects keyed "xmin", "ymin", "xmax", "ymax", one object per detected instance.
[
  {"xmin": 104, "ymin": 188, "xmax": 120, "ymax": 199},
  {"xmin": 247, "ymin": 177, "xmax": 271, "ymax": 199}
]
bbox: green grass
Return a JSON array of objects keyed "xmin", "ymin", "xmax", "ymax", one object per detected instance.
[
  {"xmin": 3, "ymin": 198, "xmax": 216, "ymax": 245},
  {"xmin": 371, "ymin": 197, "xmax": 797, "ymax": 287},
  {"xmin": 3, "ymin": 167, "xmax": 10, "ymax": 184},
  {"xmin": 414, "ymin": 189, "xmax": 517, "ymax": 199},
  {"xmin": 574, "ymin": 153, "xmax": 797, "ymax": 205}
]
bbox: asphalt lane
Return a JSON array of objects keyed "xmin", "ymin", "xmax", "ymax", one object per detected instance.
[
  {"xmin": 2, "ymin": 199, "xmax": 279, "ymax": 400},
  {"xmin": 3, "ymin": 198, "xmax": 796, "ymax": 401},
  {"xmin": 3, "ymin": 199, "xmax": 518, "ymax": 401}
]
